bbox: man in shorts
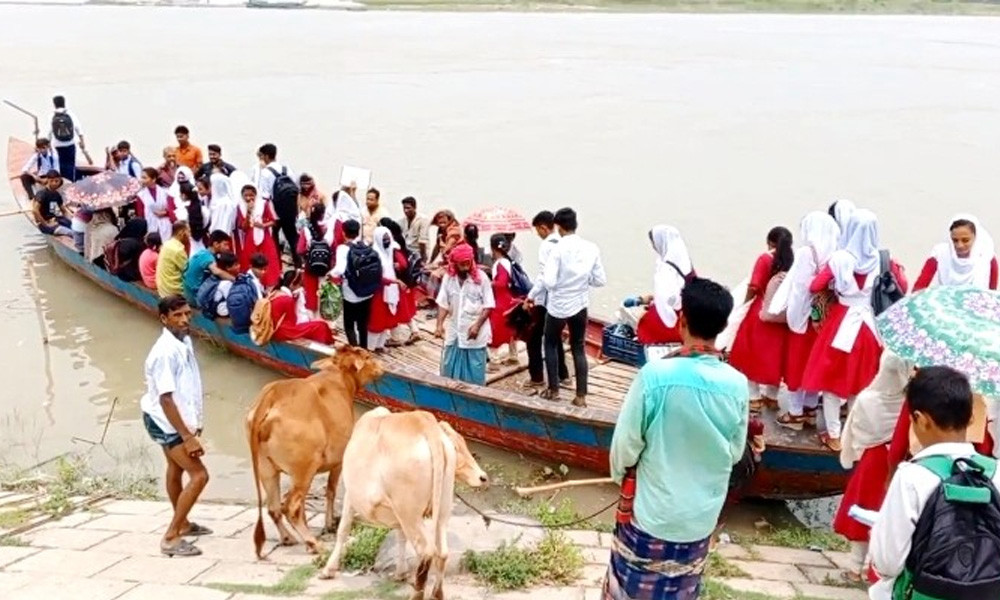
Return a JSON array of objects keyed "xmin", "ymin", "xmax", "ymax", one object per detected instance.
[{"xmin": 141, "ymin": 295, "xmax": 211, "ymax": 556}]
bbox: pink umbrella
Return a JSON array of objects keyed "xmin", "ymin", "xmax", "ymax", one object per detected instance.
[{"xmin": 464, "ymin": 206, "xmax": 531, "ymax": 233}]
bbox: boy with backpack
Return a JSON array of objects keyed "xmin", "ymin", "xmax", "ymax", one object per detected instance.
[
  {"xmin": 869, "ymin": 365, "xmax": 1000, "ymax": 600},
  {"xmin": 330, "ymin": 219, "xmax": 380, "ymax": 348},
  {"xmin": 256, "ymin": 143, "xmax": 300, "ymax": 268},
  {"xmin": 197, "ymin": 252, "xmax": 240, "ymax": 318},
  {"xmin": 226, "ymin": 253, "xmax": 268, "ymax": 333},
  {"xmin": 49, "ymin": 95, "xmax": 85, "ymax": 181}
]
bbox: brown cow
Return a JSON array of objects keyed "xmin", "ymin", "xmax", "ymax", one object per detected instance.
[
  {"xmin": 246, "ymin": 345, "xmax": 384, "ymax": 558},
  {"xmin": 320, "ymin": 407, "xmax": 489, "ymax": 600}
]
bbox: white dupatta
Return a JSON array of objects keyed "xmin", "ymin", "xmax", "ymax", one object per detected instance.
[
  {"xmin": 649, "ymin": 225, "xmax": 692, "ymax": 328},
  {"xmin": 769, "ymin": 212, "xmax": 840, "ymax": 334},
  {"xmin": 931, "ymin": 213, "xmax": 996, "ymax": 288},
  {"xmin": 208, "ymin": 174, "xmax": 238, "ymax": 236},
  {"xmin": 829, "ymin": 209, "xmax": 881, "ymax": 352},
  {"xmin": 139, "ymin": 184, "xmax": 173, "ymax": 242},
  {"xmin": 372, "ymin": 226, "xmax": 399, "ymax": 314},
  {"xmin": 840, "ymin": 351, "xmax": 911, "ymax": 468}
]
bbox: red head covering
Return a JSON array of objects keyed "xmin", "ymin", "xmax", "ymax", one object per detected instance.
[{"xmin": 448, "ymin": 242, "xmax": 481, "ymax": 283}]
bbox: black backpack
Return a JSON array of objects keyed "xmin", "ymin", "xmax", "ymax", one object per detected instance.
[
  {"xmin": 267, "ymin": 167, "xmax": 299, "ymax": 210},
  {"xmin": 508, "ymin": 260, "xmax": 532, "ymax": 297},
  {"xmin": 872, "ymin": 249, "xmax": 905, "ymax": 316},
  {"xmin": 306, "ymin": 225, "xmax": 332, "ymax": 277},
  {"xmin": 52, "ymin": 112, "xmax": 74, "ymax": 142},
  {"xmin": 399, "ymin": 250, "xmax": 424, "ymax": 288},
  {"xmin": 345, "ymin": 242, "xmax": 382, "ymax": 298},
  {"xmin": 196, "ymin": 275, "xmax": 224, "ymax": 319},
  {"xmin": 893, "ymin": 455, "xmax": 1000, "ymax": 600}
]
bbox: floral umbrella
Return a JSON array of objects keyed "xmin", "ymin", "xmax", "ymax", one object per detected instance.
[
  {"xmin": 464, "ymin": 206, "xmax": 531, "ymax": 233},
  {"xmin": 63, "ymin": 171, "xmax": 141, "ymax": 210},
  {"xmin": 875, "ymin": 286, "xmax": 1000, "ymax": 397}
]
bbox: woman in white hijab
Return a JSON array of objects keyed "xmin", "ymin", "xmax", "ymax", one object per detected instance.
[
  {"xmin": 833, "ymin": 351, "xmax": 911, "ymax": 581},
  {"xmin": 800, "ymin": 210, "xmax": 897, "ymax": 452},
  {"xmin": 205, "ymin": 173, "xmax": 239, "ymax": 240},
  {"xmin": 635, "ymin": 225, "xmax": 694, "ymax": 345},
  {"xmin": 914, "ymin": 214, "xmax": 998, "ymax": 291},
  {"xmin": 366, "ymin": 226, "xmax": 400, "ymax": 352},
  {"xmin": 770, "ymin": 212, "xmax": 840, "ymax": 430},
  {"xmin": 828, "ymin": 199, "xmax": 856, "ymax": 249}
]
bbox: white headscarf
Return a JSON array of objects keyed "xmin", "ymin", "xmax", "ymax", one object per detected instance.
[
  {"xmin": 649, "ymin": 225, "xmax": 693, "ymax": 328},
  {"xmin": 930, "ymin": 213, "xmax": 996, "ymax": 288},
  {"xmin": 169, "ymin": 166, "xmax": 196, "ymax": 201},
  {"xmin": 208, "ymin": 174, "xmax": 238, "ymax": 237},
  {"xmin": 332, "ymin": 189, "xmax": 362, "ymax": 224},
  {"xmin": 239, "ymin": 183, "xmax": 266, "ymax": 246},
  {"xmin": 830, "ymin": 199, "xmax": 856, "ymax": 249},
  {"xmin": 840, "ymin": 351, "xmax": 911, "ymax": 468},
  {"xmin": 772, "ymin": 212, "xmax": 841, "ymax": 333},
  {"xmin": 372, "ymin": 226, "xmax": 399, "ymax": 313},
  {"xmin": 830, "ymin": 209, "xmax": 881, "ymax": 294},
  {"xmin": 230, "ymin": 170, "xmax": 256, "ymax": 241}
]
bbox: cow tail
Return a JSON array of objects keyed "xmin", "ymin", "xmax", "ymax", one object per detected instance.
[
  {"xmin": 249, "ymin": 389, "xmax": 273, "ymax": 559},
  {"xmin": 428, "ymin": 418, "xmax": 446, "ymax": 557}
]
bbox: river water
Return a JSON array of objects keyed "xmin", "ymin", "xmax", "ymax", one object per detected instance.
[{"xmin": 3, "ymin": 6, "xmax": 1000, "ymax": 525}]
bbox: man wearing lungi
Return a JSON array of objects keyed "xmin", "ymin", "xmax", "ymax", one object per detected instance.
[{"xmin": 606, "ymin": 277, "xmax": 750, "ymax": 599}]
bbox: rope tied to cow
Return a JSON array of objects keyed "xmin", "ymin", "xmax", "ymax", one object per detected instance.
[{"xmin": 454, "ymin": 491, "xmax": 619, "ymax": 530}]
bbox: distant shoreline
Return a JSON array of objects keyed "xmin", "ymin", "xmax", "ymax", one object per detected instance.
[{"xmin": 4, "ymin": 0, "xmax": 1000, "ymax": 15}]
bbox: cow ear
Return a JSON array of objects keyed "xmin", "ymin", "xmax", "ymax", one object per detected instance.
[{"xmin": 353, "ymin": 356, "xmax": 365, "ymax": 372}]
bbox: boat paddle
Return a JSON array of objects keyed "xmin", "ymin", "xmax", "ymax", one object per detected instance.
[
  {"xmin": 3, "ymin": 99, "xmax": 40, "ymax": 138},
  {"xmin": 514, "ymin": 477, "xmax": 615, "ymax": 498}
]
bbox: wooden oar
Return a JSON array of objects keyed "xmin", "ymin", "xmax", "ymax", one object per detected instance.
[
  {"xmin": 0, "ymin": 207, "xmax": 32, "ymax": 219},
  {"xmin": 514, "ymin": 477, "xmax": 615, "ymax": 498}
]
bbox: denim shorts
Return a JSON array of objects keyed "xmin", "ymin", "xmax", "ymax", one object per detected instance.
[{"xmin": 143, "ymin": 413, "xmax": 183, "ymax": 449}]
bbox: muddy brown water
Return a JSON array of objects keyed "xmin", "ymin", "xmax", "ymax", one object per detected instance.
[{"xmin": 4, "ymin": 6, "xmax": 1000, "ymax": 531}]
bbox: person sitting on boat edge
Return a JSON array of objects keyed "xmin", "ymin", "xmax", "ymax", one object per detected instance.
[
  {"xmin": 269, "ymin": 270, "xmax": 334, "ymax": 345},
  {"xmin": 85, "ymin": 208, "xmax": 119, "ymax": 269},
  {"xmin": 32, "ymin": 170, "xmax": 73, "ymax": 237},
  {"xmin": 606, "ymin": 277, "xmax": 749, "ymax": 600},
  {"xmin": 19, "ymin": 137, "xmax": 59, "ymax": 199},
  {"xmin": 435, "ymin": 242, "xmax": 495, "ymax": 386},
  {"xmin": 182, "ymin": 231, "xmax": 234, "ymax": 304},
  {"xmin": 398, "ymin": 196, "xmax": 430, "ymax": 262},
  {"xmin": 140, "ymin": 232, "xmax": 162, "ymax": 290},
  {"xmin": 156, "ymin": 220, "xmax": 192, "ymax": 298}
]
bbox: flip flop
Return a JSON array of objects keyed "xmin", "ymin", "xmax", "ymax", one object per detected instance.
[
  {"xmin": 161, "ymin": 539, "xmax": 202, "ymax": 557},
  {"xmin": 182, "ymin": 522, "xmax": 214, "ymax": 536},
  {"xmin": 539, "ymin": 388, "xmax": 560, "ymax": 401}
]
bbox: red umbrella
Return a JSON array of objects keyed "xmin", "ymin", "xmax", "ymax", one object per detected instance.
[
  {"xmin": 63, "ymin": 171, "xmax": 141, "ymax": 210},
  {"xmin": 464, "ymin": 206, "xmax": 531, "ymax": 233}
]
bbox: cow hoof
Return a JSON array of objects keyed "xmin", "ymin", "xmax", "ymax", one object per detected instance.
[
  {"xmin": 318, "ymin": 568, "xmax": 338, "ymax": 580},
  {"xmin": 306, "ymin": 541, "xmax": 324, "ymax": 555},
  {"xmin": 392, "ymin": 571, "xmax": 408, "ymax": 583},
  {"xmin": 279, "ymin": 536, "xmax": 296, "ymax": 546}
]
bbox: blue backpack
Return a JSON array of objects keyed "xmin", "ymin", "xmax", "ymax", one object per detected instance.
[
  {"xmin": 226, "ymin": 273, "xmax": 257, "ymax": 333},
  {"xmin": 196, "ymin": 275, "xmax": 224, "ymax": 319},
  {"xmin": 508, "ymin": 260, "xmax": 532, "ymax": 297}
]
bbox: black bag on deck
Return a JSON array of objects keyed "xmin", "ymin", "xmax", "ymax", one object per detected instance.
[
  {"xmin": 872, "ymin": 249, "xmax": 905, "ymax": 316},
  {"xmin": 892, "ymin": 455, "xmax": 1000, "ymax": 600}
]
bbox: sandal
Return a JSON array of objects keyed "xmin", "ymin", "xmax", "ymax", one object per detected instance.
[
  {"xmin": 406, "ymin": 332, "xmax": 421, "ymax": 345},
  {"xmin": 803, "ymin": 407, "xmax": 818, "ymax": 428},
  {"xmin": 539, "ymin": 388, "xmax": 560, "ymax": 401},
  {"xmin": 762, "ymin": 397, "xmax": 779, "ymax": 410},
  {"xmin": 818, "ymin": 433, "xmax": 842, "ymax": 453},
  {"xmin": 749, "ymin": 398, "xmax": 764, "ymax": 412},
  {"xmin": 161, "ymin": 539, "xmax": 202, "ymax": 557},
  {"xmin": 182, "ymin": 522, "xmax": 214, "ymax": 537},
  {"xmin": 503, "ymin": 356, "xmax": 520, "ymax": 366},
  {"xmin": 776, "ymin": 413, "xmax": 805, "ymax": 431}
]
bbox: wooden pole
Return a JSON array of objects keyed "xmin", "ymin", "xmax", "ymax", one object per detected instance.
[
  {"xmin": 514, "ymin": 477, "xmax": 615, "ymax": 498},
  {"xmin": 3, "ymin": 99, "xmax": 40, "ymax": 137},
  {"xmin": 0, "ymin": 207, "xmax": 31, "ymax": 218}
]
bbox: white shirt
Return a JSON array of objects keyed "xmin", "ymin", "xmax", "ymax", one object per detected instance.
[
  {"xmin": 541, "ymin": 233, "xmax": 606, "ymax": 319},
  {"xmin": 214, "ymin": 280, "xmax": 234, "ymax": 317},
  {"xmin": 869, "ymin": 442, "xmax": 1000, "ymax": 599},
  {"xmin": 248, "ymin": 270, "xmax": 265, "ymax": 300},
  {"xmin": 48, "ymin": 109, "xmax": 82, "ymax": 148},
  {"xmin": 398, "ymin": 214, "xmax": 430, "ymax": 251},
  {"xmin": 527, "ymin": 232, "xmax": 561, "ymax": 306},
  {"xmin": 139, "ymin": 328, "xmax": 204, "ymax": 434},
  {"xmin": 331, "ymin": 243, "xmax": 374, "ymax": 303},
  {"xmin": 436, "ymin": 273, "xmax": 495, "ymax": 349},
  {"xmin": 116, "ymin": 155, "xmax": 142, "ymax": 178},
  {"xmin": 21, "ymin": 150, "xmax": 59, "ymax": 175},
  {"xmin": 256, "ymin": 161, "xmax": 294, "ymax": 201}
]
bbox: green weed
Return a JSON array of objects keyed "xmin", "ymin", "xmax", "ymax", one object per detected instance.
[
  {"xmin": 205, "ymin": 564, "xmax": 317, "ymax": 596},
  {"xmin": 462, "ymin": 530, "xmax": 583, "ymax": 590}
]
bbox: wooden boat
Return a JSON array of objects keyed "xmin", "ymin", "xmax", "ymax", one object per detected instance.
[{"xmin": 7, "ymin": 136, "xmax": 848, "ymax": 500}]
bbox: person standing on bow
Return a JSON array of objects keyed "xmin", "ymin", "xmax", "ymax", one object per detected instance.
[
  {"xmin": 913, "ymin": 214, "xmax": 998, "ymax": 291},
  {"xmin": 606, "ymin": 277, "xmax": 748, "ymax": 600},
  {"xmin": 435, "ymin": 243, "xmax": 495, "ymax": 385}
]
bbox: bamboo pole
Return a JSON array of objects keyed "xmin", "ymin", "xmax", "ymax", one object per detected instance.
[
  {"xmin": 0, "ymin": 207, "xmax": 31, "ymax": 218},
  {"xmin": 514, "ymin": 477, "xmax": 615, "ymax": 498}
]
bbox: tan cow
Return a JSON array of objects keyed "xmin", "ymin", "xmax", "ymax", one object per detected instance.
[
  {"xmin": 246, "ymin": 345, "xmax": 384, "ymax": 558},
  {"xmin": 320, "ymin": 407, "xmax": 489, "ymax": 600}
]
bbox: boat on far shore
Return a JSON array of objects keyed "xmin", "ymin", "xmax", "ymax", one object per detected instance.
[{"xmin": 7, "ymin": 136, "xmax": 849, "ymax": 500}]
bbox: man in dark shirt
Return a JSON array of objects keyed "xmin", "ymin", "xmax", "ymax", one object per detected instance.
[
  {"xmin": 33, "ymin": 170, "xmax": 72, "ymax": 236},
  {"xmin": 195, "ymin": 144, "xmax": 237, "ymax": 179}
]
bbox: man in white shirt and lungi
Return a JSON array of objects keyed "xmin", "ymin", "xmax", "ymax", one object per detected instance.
[
  {"xmin": 141, "ymin": 295, "xmax": 211, "ymax": 557},
  {"xmin": 435, "ymin": 242, "xmax": 495, "ymax": 385}
]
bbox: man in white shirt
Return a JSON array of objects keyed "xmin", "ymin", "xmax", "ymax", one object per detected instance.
[
  {"xmin": 140, "ymin": 295, "xmax": 210, "ymax": 558},
  {"xmin": 48, "ymin": 95, "xmax": 85, "ymax": 181},
  {"xmin": 255, "ymin": 143, "xmax": 300, "ymax": 266},
  {"xmin": 435, "ymin": 242, "xmax": 495, "ymax": 386},
  {"xmin": 362, "ymin": 187, "xmax": 389, "ymax": 245},
  {"xmin": 115, "ymin": 140, "xmax": 142, "ymax": 178},
  {"xmin": 20, "ymin": 137, "xmax": 60, "ymax": 198},
  {"xmin": 398, "ymin": 196, "xmax": 430, "ymax": 260},
  {"xmin": 522, "ymin": 210, "xmax": 568, "ymax": 390},
  {"xmin": 331, "ymin": 219, "xmax": 374, "ymax": 347},
  {"xmin": 869, "ymin": 366, "xmax": 1000, "ymax": 599},
  {"xmin": 536, "ymin": 208, "xmax": 606, "ymax": 407}
]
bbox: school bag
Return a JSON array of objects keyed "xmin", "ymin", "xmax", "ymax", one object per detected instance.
[
  {"xmin": 306, "ymin": 225, "xmax": 332, "ymax": 277},
  {"xmin": 345, "ymin": 242, "xmax": 382, "ymax": 298},
  {"xmin": 196, "ymin": 275, "xmax": 224, "ymax": 319},
  {"xmin": 226, "ymin": 273, "xmax": 258, "ymax": 334},
  {"xmin": 893, "ymin": 454, "xmax": 1000, "ymax": 600},
  {"xmin": 250, "ymin": 293, "xmax": 285, "ymax": 346},
  {"xmin": 508, "ymin": 260, "xmax": 532, "ymax": 297},
  {"xmin": 51, "ymin": 112, "xmax": 74, "ymax": 143},
  {"xmin": 759, "ymin": 272, "xmax": 788, "ymax": 323},
  {"xmin": 872, "ymin": 249, "xmax": 905, "ymax": 316},
  {"xmin": 399, "ymin": 251, "xmax": 425, "ymax": 288},
  {"xmin": 267, "ymin": 167, "xmax": 299, "ymax": 211}
]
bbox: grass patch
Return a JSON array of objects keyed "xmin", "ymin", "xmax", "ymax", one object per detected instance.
[
  {"xmin": 704, "ymin": 552, "xmax": 749, "ymax": 579},
  {"xmin": 320, "ymin": 581, "xmax": 404, "ymax": 600},
  {"xmin": 745, "ymin": 526, "xmax": 848, "ymax": 552},
  {"xmin": 498, "ymin": 496, "xmax": 614, "ymax": 532},
  {"xmin": 0, "ymin": 534, "xmax": 27, "ymax": 546},
  {"xmin": 462, "ymin": 530, "xmax": 583, "ymax": 590},
  {"xmin": 205, "ymin": 564, "xmax": 316, "ymax": 596},
  {"xmin": 314, "ymin": 522, "xmax": 392, "ymax": 574},
  {"xmin": 0, "ymin": 509, "xmax": 30, "ymax": 529},
  {"xmin": 702, "ymin": 579, "xmax": 831, "ymax": 600}
]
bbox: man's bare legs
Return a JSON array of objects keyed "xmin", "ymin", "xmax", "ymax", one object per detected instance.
[
  {"xmin": 162, "ymin": 442, "xmax": 209, "ymax": 549},
  {"xmin": 162, "ymin": 448, "xmax": 192, "ymax": 534}
]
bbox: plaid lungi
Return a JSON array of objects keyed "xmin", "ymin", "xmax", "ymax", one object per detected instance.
[{"xmin": 603, "ymin": 520, "xmax": 710, "ymax": 600}]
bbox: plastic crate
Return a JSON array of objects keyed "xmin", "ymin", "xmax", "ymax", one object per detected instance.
[{"xmin": 602, "ymin": 324, "xmax": 646, "ymax": 367}]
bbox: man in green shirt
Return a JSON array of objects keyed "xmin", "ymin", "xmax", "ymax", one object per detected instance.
[
  {"xmin": 157, "ymin": 221, "xmax": 191, "ymax": 298},
  {"xmin": 605, "ymin": 277, "xmax": 749, "ymax": 600}
]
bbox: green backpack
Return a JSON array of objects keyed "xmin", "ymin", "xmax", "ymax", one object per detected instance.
[{"xmin": 893, "ymin": 454, "xmax": 1000, "ymax": 600}]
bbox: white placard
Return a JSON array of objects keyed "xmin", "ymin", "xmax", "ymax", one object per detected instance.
[
  {"xmin": 340, "ymin": 165, "xmax": 371, "ymax": 193},
  {"xmin": 644, "ymin": 344, "xmax": 681, "ymax": 363}
]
